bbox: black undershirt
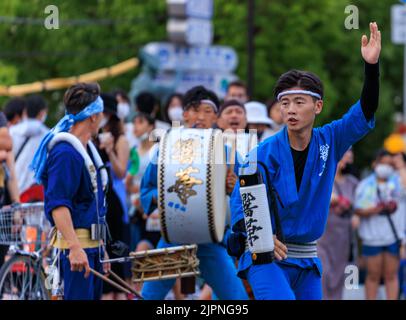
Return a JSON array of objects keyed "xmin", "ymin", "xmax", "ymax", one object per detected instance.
[
  {"xmin": 290, "ymin": 61, "xmax": 379, "ymax": 192},
  {"xmin": 291, "ymin": 143, "xmax": 310, "ymax": 191}
]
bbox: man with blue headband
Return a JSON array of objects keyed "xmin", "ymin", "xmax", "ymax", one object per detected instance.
[
  {"xmin": 31, "ymin": 82, "xmax": 110, "ymax": 300},
  {"xmin": 229, "ymin": 22, "xmax": 381, "ymax": 299}
]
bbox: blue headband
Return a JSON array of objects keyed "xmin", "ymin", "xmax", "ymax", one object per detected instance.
[
  {"xmin": 30, "ymin": 96, "xmax": 104, "ymax": 183},
  {"xmin": 277, "ymin": 90, "xmax": 322, "ymax": 101}
]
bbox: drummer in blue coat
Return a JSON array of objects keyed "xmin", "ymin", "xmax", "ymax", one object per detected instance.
[
  {"xmin": 140, "ymin": 86, "xmax": 248, "ymax": 300},
  {"xmin": 31, "ymin": 83, "xmax": 111, "ymax": 300},
  {"xmin": 229, "ymin": 22, "xmax": 381, "ymax": 300}
]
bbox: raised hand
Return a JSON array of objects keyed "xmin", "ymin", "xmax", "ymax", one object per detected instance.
[{"xmin": 361, "ymin": 22, "xmax": 381, "ymax": 64}]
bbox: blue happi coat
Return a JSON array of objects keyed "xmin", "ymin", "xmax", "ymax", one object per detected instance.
[{"xmin": 230, "ymin": 100, "xmax": 375, "ymax": 277}]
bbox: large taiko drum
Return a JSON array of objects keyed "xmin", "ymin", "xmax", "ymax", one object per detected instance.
[{"xmin": 158, "ymin": 128, "xmax": 227, "ymax": 244}]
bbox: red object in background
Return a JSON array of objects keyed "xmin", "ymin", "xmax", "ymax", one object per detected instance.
[
  {"xmin": 386, "ymin": 200, "xmax": 398, "ymax": 214},
  {"xmin": 337, "ymin": 195, "xmax": 351, "ymax": 209},
  {"xmin": 377, "ymin": 200, "xmax": 398, "ymax": 215},
  {"xmin": 20, "ymin": 184, "xmax": 44, "ymax": 203},
  {"xmin": 396, "ymin": 123, "xmax": 406, "ymax": 135},
  {"xmin": 11, "ymin": 262, "xmax": 35, "ymax": 273}
]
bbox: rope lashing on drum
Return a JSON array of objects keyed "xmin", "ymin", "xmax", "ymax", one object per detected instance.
[{"xmin": 131, "ymin": 247, "xmax": 199, "ymax": 281}]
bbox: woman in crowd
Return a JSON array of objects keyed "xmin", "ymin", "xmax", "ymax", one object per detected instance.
[
  {"xmin": 354, "ymin": 149, "xmax": 406, "ymax": 300},
  {"xmin": 125, "ymin": 112, "xmax": 188, "ymax": 299},
  {"xmin": 113, "ymin": 89, "xmax": 131, "ymax": 122},
  {"xmin": 163, "ymin": 93, "xmax": 184, "ymax": 125},
  {"xmin": 97, "ymin": 93, "xmax": 130, "ymax": 300},
  {"xmin": 125, "ymin": 112, "xmax": 159, "ymax": 252}
]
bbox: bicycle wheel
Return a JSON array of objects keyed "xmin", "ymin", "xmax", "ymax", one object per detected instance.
[{"xmin": 0, "ymin": 254, "xmax": 50, "ymax": 300}]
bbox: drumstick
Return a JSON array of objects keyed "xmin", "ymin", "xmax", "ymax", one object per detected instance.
[
  {"xmin": 108, "ymin": 270, "xmax": 144, "ymax": 300},
  {"xmin": 89, "ymin": 268, "xmax": 133, "ymax": 297}
]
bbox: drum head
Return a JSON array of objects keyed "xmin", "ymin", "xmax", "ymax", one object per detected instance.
[
  {"xmin": 158, "ymin": 128, "xmax": 227, "ymax": 244},
  {"xmin": 209, "ymin": 129, "xmax": 227, "ymax": 242}
]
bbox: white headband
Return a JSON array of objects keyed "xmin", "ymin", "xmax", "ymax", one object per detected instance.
[
  {"xmin": 277, "ymin": 90, "xmax": 322, "ymax": 101},
  {"xmin": 200, "ymin": 99, "xmax": 218, "ymax": 112}
]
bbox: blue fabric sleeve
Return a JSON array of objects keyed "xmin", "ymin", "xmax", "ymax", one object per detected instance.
[
  {"xmin": 323, "ymin": 100, "xmax": 375, "ymax": 161},
  {"xmin": 44, "ymin": 144, "xmax": 84, "ymax": 225},
  {"xmin": 230, "ymin": 178, "xmax": 244, "ymax": 230},
  {"xmin": 140, "ymin": 160, "xmax": 158, "ymax": 215}
]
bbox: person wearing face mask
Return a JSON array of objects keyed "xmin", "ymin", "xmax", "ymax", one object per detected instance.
[
  {"xmin": 114, "ymin": 90, "xmax": 132, "ymax": 122},
  {"xmin": 125, "ymin": 113, "xmax": 159, "ymax": 251},
  {"xmin": 164, "ymin": 93, "xmax": 184, "ymax": 125},
  {"xmin": 97, "ymin": 93, "xmax": 131, "ymax": 300},
  {"xmin": 128, "ymin": 109, "xmax": 192, "ymax": 300},
  {"xmin": 392, "ymin": 152, "xmax": 406, "ymax": 299},
  {"xmin": 10, "ymin": 94, "xmax": 49, "ymax": 202},
  {"xmin": 354, "ymin": 149, "xmax": 406, "ymax": 300},
  {"xmin": 112, "ymin": 89, "xmax": 139, "ymax": 151}
]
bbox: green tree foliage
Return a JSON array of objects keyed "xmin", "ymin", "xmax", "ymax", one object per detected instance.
[{"xmin": 0, "ymin": 0, "xmax": 403, "ymax": 167}]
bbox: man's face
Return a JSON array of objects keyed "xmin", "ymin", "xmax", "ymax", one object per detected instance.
[
  {"xmin": 218, "ymin": 106, "xmax": 247, "ymax": 132},
  {"xmin": 280, "ymin": 88, "xmax": 323, "ymax": 133},
  {"xmin": 187, "ymin": 103, "xmax": 218, "ymax": 129},
  {"xmin": 226, "ymin": 86, "xmax": 248, "ymax": 104}
]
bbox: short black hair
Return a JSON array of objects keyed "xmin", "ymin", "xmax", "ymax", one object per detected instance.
[
  {"xmin": 375, "ymin": 149, "xmax": 393, "ymax": 161},
  {"xmin": 3, "ymin": 97, "xmax": 26, "ymax": 122},
  {"xmin": 266, "ymin": 98, "xmax": 279, "ymax": 113},
  {"xmin": 183, "ymin": 86, "xmax": 219, "ymax": 111},
  {"xmin": 100, "ymin": 93, "xmax": 118, "ymax": 115},
  {"xmin": 64, "ymin": 82, "xmax": 100, "ymax": 115},
  {"xmin": 163, "ymin": 93, "xmax": 183, "ymax": 122},
  {"xmin": 218, "ymin": 99, "xmax": 245, "ymax": 116},
  {"xmin": 274, "ymin": 70, "xmax": 323, "ymax": 100},
  {"xmin": 227, "ymin": 80, "xmax": 247, "ymax": 90},
  {"xmin": 112, "ymin": 89, "xmax": 130, "ymax": 103},
  {"xmin": 133, "ymin": 112, "xmax": 155, "ymax": 126},
  {"xmin": 26, "ymin": 94, "xmax": 48, "ymax": 118},
  {"xmin": 135, "ymin": 91, "xmax": 156, "ymax": 115}
]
